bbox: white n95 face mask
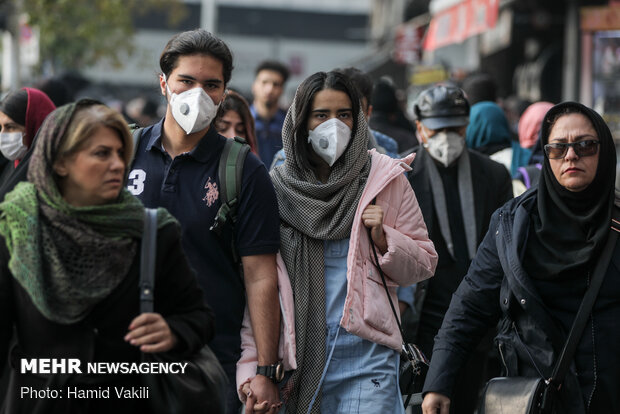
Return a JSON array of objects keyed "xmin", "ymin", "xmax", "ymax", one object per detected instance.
[
  {"xmin": 423, "ymin": 130, "xmax": 465, "ymax": 167},
  {"xmin": 0, "ymin": 132, "xmax": 28, "ymax": 161},
  {"xmin": 165, "ymin": 76, "xmax": 220, "ymax": 135},
  {"xmin": 307, "ymin": 118, "xmax": 352, "ymax": 167}
]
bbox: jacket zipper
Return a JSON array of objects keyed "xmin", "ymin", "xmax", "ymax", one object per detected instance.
[{"xmin": 498, "ymin": 342, "xmax": 508, "ymax": 376}]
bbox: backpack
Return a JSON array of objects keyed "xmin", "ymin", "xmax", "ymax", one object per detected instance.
[
  {"xmin": 210, "ymin": 136, "xmax": 251, "ymax": 264},
  {"xmin": 130, "ymin": 126, "xmax": 250, "ymax": 265},
  {"xmin": 516, "ymin": 163, "xmax": 542, "ymax": 189}
]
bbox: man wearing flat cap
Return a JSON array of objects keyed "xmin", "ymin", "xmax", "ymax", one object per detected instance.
[{"xmin": 407, "ymin": 84, "xmax": 512, "ymax": 413}]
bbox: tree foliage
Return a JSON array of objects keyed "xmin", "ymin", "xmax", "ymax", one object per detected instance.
[{"xmin": 23, "ymin": 0, "xmax": 187, "ymax": 71}]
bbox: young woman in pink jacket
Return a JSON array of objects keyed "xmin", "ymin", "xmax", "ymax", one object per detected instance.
[{"xmin": 238, "ymin": 71, "xmax": 438, "ymax": 414}]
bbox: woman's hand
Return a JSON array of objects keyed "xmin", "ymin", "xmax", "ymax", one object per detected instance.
[
  {"xmin": 125, "ymin": 313, "xmax": 178, "ymax": 353},
  {"xmin": 362, "ymin": 204, "xmax": 388, "ymax": 254},
  {"xmin": 241, "ymin": 381, "xmax": 281, "ymax": 414},
  {"xmin": 422, "ymin": 392, "xmax": 450, "ymax": 414}
]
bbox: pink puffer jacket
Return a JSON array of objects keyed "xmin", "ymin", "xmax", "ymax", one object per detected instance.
[{"xmin": 236, "ymin": 150, "xmax": 437, "ymax": 397}]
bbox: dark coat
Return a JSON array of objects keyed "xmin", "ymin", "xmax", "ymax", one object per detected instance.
[
  {"xmin": 407, "ymin": 147, "xmax": 512, "ymax": 341},
  {"xmin": 0, "ymin": 223, "xmax": 213, "ymax": 414},
  {"xmin": 408, "ymin": 147, "xmax": 513, "ymax": 249},
  {"xmin": 423, "ymin": 189, "xmax": 620, "ymax": 413}
]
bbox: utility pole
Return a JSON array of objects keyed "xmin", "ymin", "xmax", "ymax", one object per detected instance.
[
  {"xmin": 201, "ymin": 0, "xmax": 217, "ymax": 34},
  {"xmin": 1, "ymin": 0, "xmax": 22, "ymax": 90},
  {"xmin": 562, "ymin": 0, "xmax": 579, "ymax": 101}
]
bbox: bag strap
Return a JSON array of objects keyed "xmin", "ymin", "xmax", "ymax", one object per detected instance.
[
  {"xmin": 367, "ymin": 198, "xmax": 423, "ymax": 407},
  {"xmin": 517, "ymin": 167, "xmax": 531, "ymax": 189},
  {"xmin": 129, "ymin": 125, "xmax": 144, "ymax": 168},
  {"xmin": 211, "ymin": 137, "xmax": 250, "ymax": 264},
  {"xmin": 218, "ymin": 136, "xmax": 249, "ymax": 208},
  {"xmin": 140, "ymin": 208, "xmax": 158, "ymax": 314},
  {"xmin": 366, "ymin": 199, "xmax": 405, "ymax": 340},
  {"xmin": 549, "ymin": 206, "xmax": 619, "ymax": 388}
]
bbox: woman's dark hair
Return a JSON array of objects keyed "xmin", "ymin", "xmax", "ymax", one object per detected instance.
[
  {"xmin": 292, "ymin": 71, "xmax": 362, "ymax": 171},
  {"xmin": 216, "ymin": 90, "xmax": 258, "ymax": 154},
  {"xmin": 159, "ymin": 29, "xmax": 234, "ymax": 85},
  {"xmin": 0, "ymin": 89, "xmax": 28, "ymax": 126}
]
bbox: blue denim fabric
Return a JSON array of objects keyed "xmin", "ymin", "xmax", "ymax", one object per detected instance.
[
  {"xmin": 371, "ymin": 129, "xmax": 399, "ymax": 158},
  {"xmin": 319, "ymin": 326, "xmax": 403, "ymax": 414},
  {"xmin": 305, "ymin": 239, "xmax": 403, "ymax": 414},
  {"xmin": 323, "ymin": 239, "xmax": 349, "ymax": 325}
]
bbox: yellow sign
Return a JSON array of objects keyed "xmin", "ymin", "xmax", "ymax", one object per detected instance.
[{"xmin": 410, "ymin": 67, "xmax": 448, "ymax": 86}]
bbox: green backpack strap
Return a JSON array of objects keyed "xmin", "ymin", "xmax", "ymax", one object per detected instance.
[
  {"xmin": 211, "ymin": 136, "xmax": 251, "ymax": 264},
  {"xmin": 129, "ymin": 124, "xmax": 144, "ymax": 168}
]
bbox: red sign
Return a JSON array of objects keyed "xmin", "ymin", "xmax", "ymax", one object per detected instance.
[
  {"xmin": 393, "ymin": 23, "xmax": 425, "ymax": 65},
  {"xmin": 423, "ymin": 0, "xmax": 499, "ymax": 51}
]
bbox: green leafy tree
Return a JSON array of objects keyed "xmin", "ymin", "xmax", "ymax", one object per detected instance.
[{"xmin": 23, "ymin": 0, "xmax": 187, "ymax": 72}]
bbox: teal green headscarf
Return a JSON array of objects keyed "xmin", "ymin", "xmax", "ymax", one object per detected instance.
[
  {"xmin": 0, "ymin": 99, "xmax": 175, "ymax": 324},
  {"xmin": 465, "ymin": 101, "xmax": 512, "ymax": 152}
]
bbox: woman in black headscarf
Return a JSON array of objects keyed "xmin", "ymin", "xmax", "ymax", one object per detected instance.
[{"xmin": 421, "ymin": 101, "xmax": 619, "ymax": 414}]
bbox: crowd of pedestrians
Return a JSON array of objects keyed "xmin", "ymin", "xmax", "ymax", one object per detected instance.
[{"xmin": 0, "ymin": 28, "xmax": 618, "ymax": 414}]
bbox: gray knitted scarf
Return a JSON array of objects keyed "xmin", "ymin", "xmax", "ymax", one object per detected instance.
[{"xmin": 270, "ymin": 95, "xmax": 371, "ymax": 414}]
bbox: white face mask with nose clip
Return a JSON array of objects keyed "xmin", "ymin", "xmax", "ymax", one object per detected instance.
[
  {"xmin": 307, "ymin": 118, "xmax": 352, "ymax": 167},
  {"xmin": 164, "ymin": 74, "xmax": 220, "ymax": 135}
]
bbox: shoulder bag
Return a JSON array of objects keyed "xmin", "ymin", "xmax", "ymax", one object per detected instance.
[
  {"xmin": 479, "ymin": 207, "xmax": 619, "ymax": 414},
  {"xmin": 140, "ymin": 208, "xmax": 228, "ymax": 414},
  {"xmin": 366, "ymin": 199, "xmax": 429, "ymax": 408}
]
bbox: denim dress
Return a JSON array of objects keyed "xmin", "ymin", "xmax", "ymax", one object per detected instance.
[{"xmin": 306, "ymin": 238, "xmax": 403, "ymax": 414}]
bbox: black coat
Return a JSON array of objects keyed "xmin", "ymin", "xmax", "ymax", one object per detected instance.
[
  {"xmin": 0, "ymin": 223, "xmax": 213, "ymax": 414},
  {"xmin": 423, "ymin": 190, "xmax": 620, "ymax": 413},
  {"xmin": 408, "ymin": 148, "xmax": 513, "ymax": 250},
  {"xmin": 407, "ymin": 148, "xmax": 512, "ymax": 345}
]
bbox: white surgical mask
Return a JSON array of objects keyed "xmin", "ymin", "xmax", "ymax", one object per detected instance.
[
  {"xmin": 164, "ymin": 75, "xmax": 220, "ymax": 134},
  {"xmin": 307, "ymin": 118, "xmax": 352, "ymax": 167},
  {"xmin": 423, "ymin": 130, "xmax": 465, "ymax": 167},
  {"xmin": 0, "ymin": 132, "xmax": 27, "ymax": 161}
]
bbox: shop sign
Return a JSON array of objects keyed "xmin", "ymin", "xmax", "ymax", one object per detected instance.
[
  {"xmin": 393, "ymin": 22, "xmax": 425, "ymax": 65},
  {"xmin": 581, "ymin": 6, "xmax": 620, "ymax": 31},
  {"xmin": 409, "ymin": 65, "xmax": 449, "ymax": 86},
  {"xmin": 424, "ymin": 0, "xmax": 499, "ymax": 51}
]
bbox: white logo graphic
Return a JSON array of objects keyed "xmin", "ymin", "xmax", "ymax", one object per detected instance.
[{"xmin": 127, "ymin": 169, "xmax": 146, "ymax": 195}]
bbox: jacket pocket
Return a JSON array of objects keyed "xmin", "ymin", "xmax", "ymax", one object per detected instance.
[{"xmin": 362, "ymin": 259, "xmax": 398, "ymax": 336}]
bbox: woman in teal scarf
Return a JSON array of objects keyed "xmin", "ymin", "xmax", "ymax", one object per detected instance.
[{"xmin": 0, "ymin": 100, "xmax": 212, "ymax": 413}]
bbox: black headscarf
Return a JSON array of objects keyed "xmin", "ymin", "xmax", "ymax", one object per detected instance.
[{"xmin": 523, "ymin": 102, "xmax": 616, "ymax": 280}]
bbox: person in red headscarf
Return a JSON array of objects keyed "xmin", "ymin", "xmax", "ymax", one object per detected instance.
[{"xmin": 0, "ymin": 88, "xmax": 56, "ymax": 194}]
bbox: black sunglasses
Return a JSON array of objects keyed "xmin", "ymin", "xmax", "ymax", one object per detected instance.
[{"xmin": 544, "ymin": 139, "xmax": 600, "ymax": 159}]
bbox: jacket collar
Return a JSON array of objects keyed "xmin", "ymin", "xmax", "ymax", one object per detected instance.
[{"xmin": 358, "ymin": 149, "xmax": 413, "ymax": 209}]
